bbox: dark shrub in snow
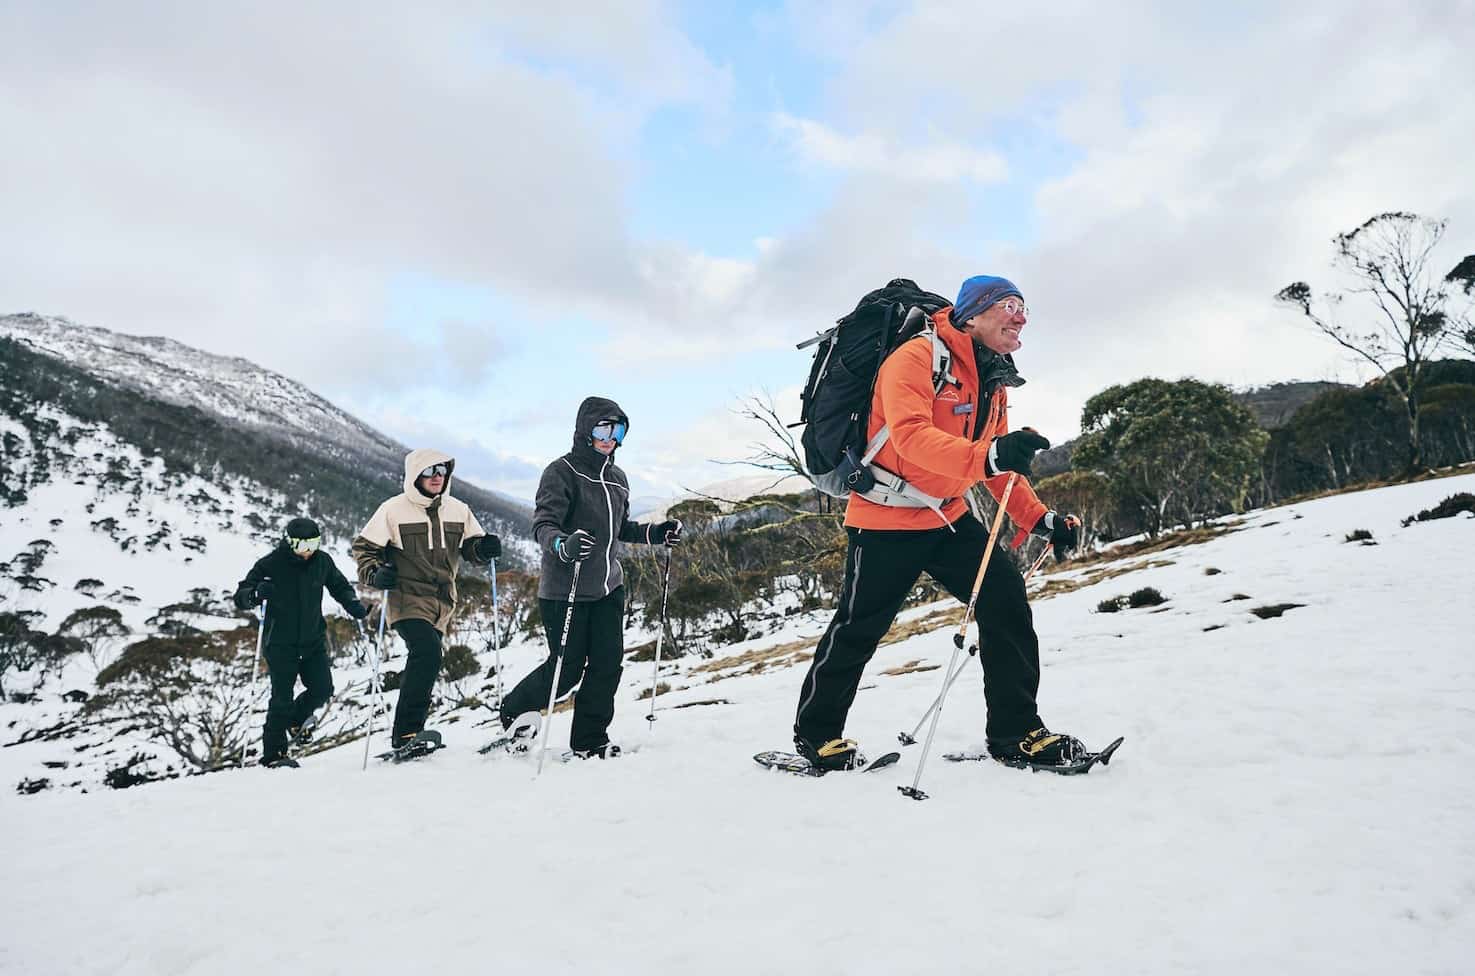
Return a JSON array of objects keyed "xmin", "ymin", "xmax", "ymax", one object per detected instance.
[
  {"xmin": 440, "ymin": 645, "xmax": 479, "ymax": 683},
  {"xmin": 1401, "ymin": 493, "xmax": 1475, "ymax": 527},
  {"xmin": 1128, "ymin": 587, "xmax": 1167, "ymax": 608},
  {"xmin": 1250, "ymin": 603, "xmax": 1306, "ymax": 619},
  {"xmin": 1344, "ymin": 529, "xmax": 1374, "ymax": 543}
]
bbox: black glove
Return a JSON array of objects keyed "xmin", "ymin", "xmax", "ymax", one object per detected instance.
[
  {"xmin": 650, "ymin": 519, "xmax": 683, "ymax": 547},
  {"xmin": 254, "ymin": 579, "xmax": 276, "ymax": 602},
  {"xmin": 346, "ymin": 599, "xmax": 370, "ymax": 620},
  {"xmin": 370, "ymin": 563, "xmax": 398, "ymax": 589},
  {"xmin": 473, "ymin": 534, "xmax": 501, "ymax": 562},
  {"xmin": 986, "ymin": 428, "xmax": 1051, "ymax": 478},
  {"xmin": 556, "ymin": 529, "xmax": 596, "ymax": 563},
  {"xmin": 1033, "ymin": 511, "xmax": 1081, "ymax": 561},
  {"xmin": 232, "ymin": 585, "xmax": 256, "ymax": 611}
]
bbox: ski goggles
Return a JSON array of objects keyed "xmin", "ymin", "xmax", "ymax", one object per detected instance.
[
  {"xmin": 287, "ymin": 535, "xmax": 321, "ymax": 554},
  {"xmin": 591, "ymin": 421, "xmax": 627, "ymax": 444},
  {"xmin": 419, "ymin": 463, "xmax": 449, "ymax": 479}
]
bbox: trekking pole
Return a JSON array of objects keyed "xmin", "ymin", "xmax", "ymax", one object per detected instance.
[
  {"xmin": 898, "ymin": 542, "xmax": 1052, "ymax": 746},
  {"xmin": 900, "ymin": 474, "xmax": 1017, "ymax": 801},
  {"xmin": 242, "ymin": 602, "xmax": 266, "ymax": 767},
  {"xmin": 646, "ymin": 545, "xmax": 674, "ymax": 728},
  {"xmin": 488, "ymin": 558, "xmax": 504, "ymax": 711},
  {"xmin": 362, "ymin": 596, "xmax": 389, "ymax": 771},
  {"xmin": 535, "ymin": 560, "xmax": 583, "ymax": 776}
]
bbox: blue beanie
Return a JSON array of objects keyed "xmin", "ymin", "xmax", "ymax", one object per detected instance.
[{"xmin": 952, "ymin": 275, "xmax": 1022, "ymax": 325}]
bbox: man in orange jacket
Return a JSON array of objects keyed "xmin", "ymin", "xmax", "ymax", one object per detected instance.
[{"xmin": 793, "ymin": 275, "xmax": 1084, "ymax": 771}]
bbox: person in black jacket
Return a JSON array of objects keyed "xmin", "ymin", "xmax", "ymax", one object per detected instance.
[
  {"xmin": 498, "ymin": 397, "xmax": 681, "ymax": 758},
  {"xmin": 233, "ymin": 517, "xmax": 369, "ymax": 768}
]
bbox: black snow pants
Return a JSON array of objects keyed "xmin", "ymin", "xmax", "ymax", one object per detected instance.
[
  {"xmin": 500, "ymin": 587, "xmax": 625, "ymax": 752},
  {"xmin": 262, "ymin": 639, "xmax": 334, "ymax": 761},
  {"xmin": 391, "ymin": 618, "xmax": 443, "ymax": 742},
  {"xmin": 794, "ymin": 514, "xmax": 1043, "ymax": 746}
]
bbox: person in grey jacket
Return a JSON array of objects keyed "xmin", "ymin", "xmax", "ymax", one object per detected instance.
[{"xmin": 498, "ymin": 396, "xmax": 681, "ymax": 757}]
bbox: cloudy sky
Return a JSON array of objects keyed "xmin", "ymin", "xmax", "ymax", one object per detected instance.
[{"xmin": 3, "ymin": 1, "xmax": 1472, "ymax": 503}]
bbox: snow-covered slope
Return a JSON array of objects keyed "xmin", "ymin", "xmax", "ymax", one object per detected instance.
[
  {"xmin": 0, "ymin": 402, "xmax": 296, "ymax": 635},
  {"xmin": 1, "ymin": 313, "xmax": 394, "ymax": 457},
  {"xmin": 3, "ymin": 475, "xmax": 1472, "ymax": 974}
]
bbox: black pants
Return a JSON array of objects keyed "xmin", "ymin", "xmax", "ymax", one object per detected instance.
[
  {"xmin": 262, "ymin": 639, "xmax": 334, "ymax": 761},
  {"xmin": 500, "ymin": 587, "xmax": 624, "ymax": 751},
  {"xmin": 391, "ymin": 618, "xmax": 443, "ymax": 742},
  {"xmin": 794, "ymin": 514, "xmax": 1042, "ymax": 745}
]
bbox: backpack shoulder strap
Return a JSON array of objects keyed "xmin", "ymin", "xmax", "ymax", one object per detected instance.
[
  {"xmin": 860, "ymin": 321, "xmax": 955, "ymax": 465},
  {"xmin": 926, "ymin": 325, "xmax": 955, "ymax": 394}
]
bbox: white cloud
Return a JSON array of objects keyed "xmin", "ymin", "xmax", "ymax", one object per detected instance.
[{"xmin": 772, "ymin": 112, "xmax": 1009, "ymax": 184}]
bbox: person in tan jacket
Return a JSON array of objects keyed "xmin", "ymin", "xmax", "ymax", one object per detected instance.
[
  {"xmin": 352, "ymin": 449, "xmax": 500, "ymax": 750},
  {"xmin": 793, "ymin": 275, "xmax": 1085, "ymax": 772}
]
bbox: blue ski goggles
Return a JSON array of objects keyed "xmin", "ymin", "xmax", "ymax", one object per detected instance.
[{"xmin": 591, "ymin": 420, "xmax": 626, "ymax": 444}]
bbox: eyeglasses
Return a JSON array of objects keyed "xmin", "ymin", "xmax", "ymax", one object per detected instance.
[
  {"xmin": 419, "ymin": 464, "xmax": 449, "ymax": 479},
  {"xmin": 288, "ymin": 535, "xmax": 321, "ymax": 554},
  {"xmin": 998, "ymin": 298, "xmax": 1029, "ymax": 318},
  {"xmin": 591, "ymin": 421, "xmax": 627, "ymax": 444}
]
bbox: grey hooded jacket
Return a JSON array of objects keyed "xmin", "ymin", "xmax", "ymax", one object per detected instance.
[{"xmin": 533, "ymin": 396, "xmax": 660, "ymax": 602}]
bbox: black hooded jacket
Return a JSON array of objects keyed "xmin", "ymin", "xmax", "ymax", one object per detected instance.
[
  {"xmin": 533, "ymin": 396, "xmax": 660, "ymax": 602},
  {"xmin": 233, "ymin": 544, "xmax": 363, "ymax": 647}
]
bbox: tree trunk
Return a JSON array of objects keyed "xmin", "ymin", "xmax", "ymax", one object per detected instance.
[{"xmin": 1405, "ymin": 391, "xmax": 1424, "ymax": 473}]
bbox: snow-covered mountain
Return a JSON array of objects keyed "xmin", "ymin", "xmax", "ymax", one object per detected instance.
[
  {"xmin": 3, "ymin": 473, "xmax": 1471, "ymax": 974},
  {"xmin": 1, "ymin": 313, "xmax": 394, "ymax": 459},
  {"xmin": 0, "ymin": 313, "xmax": 532, "ymax": 540}
]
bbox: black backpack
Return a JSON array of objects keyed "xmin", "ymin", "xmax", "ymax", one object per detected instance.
[{"xmin": 797, "ymin": 279, "xmax": 953, "ymax": 497}]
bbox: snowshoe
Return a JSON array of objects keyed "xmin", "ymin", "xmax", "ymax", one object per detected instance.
[
  {"xmin": 945, "ymin": 731, "xmax": 1125, "ymax": 775},
  {"xmin": 477, "ymin": 711, "xmax": 540, "ymax": 756},
  {"xmin": 754, "ymin": 744, "xmax": 901, "ymax": 778},
  {"xmin": 377, "ymin": 729, "xmax": 444, "ymax": 763},
  {"xmin": 568, "ymin": 742, "xmax": 622, "ymax": 760},
  {"xmin": 262, "ymin": 755, "xmax": 301, "ymax": 769}
]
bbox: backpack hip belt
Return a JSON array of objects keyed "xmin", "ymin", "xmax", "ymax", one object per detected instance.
[{"xmin": 856, "ymin": 463, "xmax": 955, "ymax": 525}]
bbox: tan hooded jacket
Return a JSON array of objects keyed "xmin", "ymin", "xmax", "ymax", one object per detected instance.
[{"xmin": 351, "ymin": 448, "xmax": 488, "ymax": 632}]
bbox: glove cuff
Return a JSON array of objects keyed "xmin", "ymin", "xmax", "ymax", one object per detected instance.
[{"xmin": 1032, "ymin": 511, "xmax": 1056, "ymax": 537}]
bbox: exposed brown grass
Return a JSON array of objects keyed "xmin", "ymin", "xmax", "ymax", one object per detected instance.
[
  {"xmin": 879, "ymin": 659, "xmax": 942, "ymax": 676},
  {"xmin": 1031, "ymin": 558, "xmax": 1178, "ymax": 600}
]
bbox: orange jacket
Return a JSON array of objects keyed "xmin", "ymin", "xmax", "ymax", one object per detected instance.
[{"xmin": 844, "ymin": 307, "xmax": 1048, "ymax": 545}]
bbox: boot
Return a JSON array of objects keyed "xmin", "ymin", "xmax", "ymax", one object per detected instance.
[
  {"xmin": 987, "ymin": 727, "xmax": 1087, "ymax": 767},
  {"xmin": 795, "ymin": 736, "xmax": 862, "ymax": 771},
  {"xmin": 262, "ymin": 755, "xmax": 300, "ymax": 769},
  {"xmin": 570, "ymin": 742, "xmax": 622, "ymax": 760},
  {"xmin": 287, "ymin": 715, "xmax": 318, "ymax": 748}
]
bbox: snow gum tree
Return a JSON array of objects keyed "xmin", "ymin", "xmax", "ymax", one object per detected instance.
[
  {"xmin": 1073, "ymin": 379, "xmax": 1268, "ymax": 537},
  {"xmin": 86, "ymin": 627, "xmax": 260, "ymax": 770},
  {"xmin": 1277, "ymin": 211, "xmax": 1474, "ymax": 473}
]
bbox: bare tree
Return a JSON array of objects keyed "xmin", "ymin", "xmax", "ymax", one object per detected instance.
[
  {"xmin": 85, "ymin": 629, "xmax": 260, "ymax": 770},
  {"xmin": 1277, "ymin": 212, "xmax": 1474, "ymax": 472}
]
